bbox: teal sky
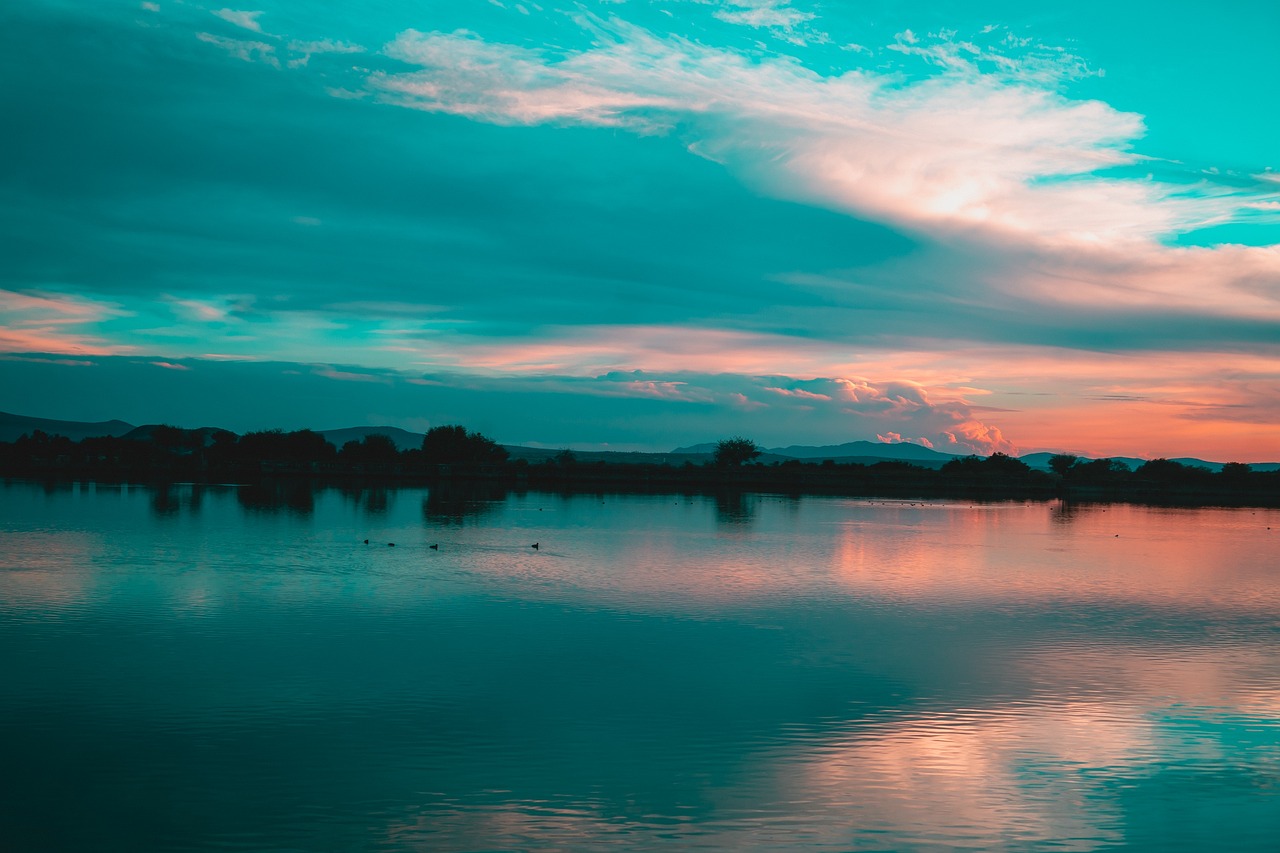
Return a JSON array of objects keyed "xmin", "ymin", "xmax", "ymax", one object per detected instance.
[{"xmin": 2, "ymin": 1, "xmax": 1278, "ymax": 459}]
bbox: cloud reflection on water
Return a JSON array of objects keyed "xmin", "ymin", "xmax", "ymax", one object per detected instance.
[{"xmin": 3, "ymin": 483, "xmax": 1280, "ymax": 850}]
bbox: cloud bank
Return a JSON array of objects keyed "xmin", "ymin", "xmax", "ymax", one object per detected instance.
[{"xmin": 1, "ymin": 1, "xmax": 1276, "ymax": 459}]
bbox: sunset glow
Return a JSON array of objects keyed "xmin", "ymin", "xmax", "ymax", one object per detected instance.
[{"xmin": 1, "ymin": 1, "xmax": 1277, "ymax": 459}]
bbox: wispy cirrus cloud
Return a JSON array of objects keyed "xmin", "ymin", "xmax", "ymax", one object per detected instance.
[
  {"xmin": 369, "ymin": 20, "xmax": 1278, "ymax": 245},
  {"xmin": 699, "ymin": 0, "xmax": 822, "ymax": 44},
  {"xmin": 285, "ymin": 38, "xmax": 364, "ymax": 68},
  {"xmin": 312, "ymin": 365, "xmax": 393, "ymax": 384},
  {"xmin": 198, "ymin": 10, "xmax": 364, "ymax": 68},
  {"xmin": 8, "ymin": 1, "xmax": 1277, "ymax": 459},
  {"xmin": 212, "ymin": 8, "xmax": 264, "ymax": 33},
  {"xmin": 163, "ymin": 295, "xmax": 258, "ymax": 324},
  {"xmin": 358, "ymin": 17, "xmax": 1280, "ymax": 424},
  {"xmin": 0, "ymin": 289, "xmax": 133, "ymax": 355},
  {"xmin": 196, "ymin": 31, "xmax": 279, "ymax": 66}
]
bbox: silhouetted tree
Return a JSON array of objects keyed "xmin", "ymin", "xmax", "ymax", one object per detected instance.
[
  {"xmin": 1068, "ymin": 458, "xmax": 1130, "ymax": 485},
  {"xmin": 942, "ymin": 452, "xmax": 1034, "ymax": 481},
  {"xmin": 941, "ymin": 455, "xmax": 985, "ymax": 477},
  {"xmin": 151, "ymin": 424, "xmax": 186, "ymax": 450},
  {"xmin": 984, "ymin": 452, "xmax": 1033, "ymax": 477},
  {"xmin": 714, "ymin": 436, "xmax": 760, "ymax": 467},
  {"xmin": 339, "ymin": 433, "xmax": 400, "ymax": 463},
  {"xmin": 1220, "ymin": 462, "xmax": 1253, "ymax": 483},
  {"xmin": 1048, "ymin": 454, "xmax": 1079, "ymax": 476},
  {"xmin": 421, "ymin": 425, "xmax": 508, "ymax": 465},
  {"xmin": 239, "ymin": 429, "xmax": 335, "ymax": 462},
  {"xmin": 1134, "ymin": 458, "xmax": 1212, "ymax": 488}
]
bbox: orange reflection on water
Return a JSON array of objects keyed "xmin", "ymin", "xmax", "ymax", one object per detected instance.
[
  {"xmin": 0, "ymin": 531, "xmax": 102, "ymax": 608},
  {"xmin": 829, "ymin": 501, "xmax": 1280, "ymax": 612},
  {"xmin": 782, "ymin": 701, "xmax": 1157, "ymax": 850},
  {"xmin": 1017, "ymin": 643, "xmax": 1280, "ymax": 715}
]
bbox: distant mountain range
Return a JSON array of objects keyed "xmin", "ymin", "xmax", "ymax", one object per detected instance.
[
  {"xmin": 676, "ymin": 441, "xmax": 1279, "ymax": 472},
  {"xmin": 317, "ymin": 426, "xmax": 424, "ymax": 452},
  {"xmin": 0, "ymin": 411, "xmax": 134, "ymax": 443},
  {"xmin": 672, "ymin": 439, "xmax": 961, "ymax": 469},
  {"xmin": 2, "ymin": 411, "xmax": 1275, "ymax": 471},
  {"xmin": 1016, "ymin": 452, "xmax": 1279, "ymax": 474}
]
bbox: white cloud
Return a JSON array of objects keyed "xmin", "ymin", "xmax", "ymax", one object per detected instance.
[
  {"xmin": 285, "ymin": 38, "xmax": 365, "ymax": 67},
  {"xmin": 371, "ymin": 22, "xmax": 1275, "ymax": 249},
  {"xmin": 362, "ymin": 20, "xmax": 1280, "ymax": 358},
  {"xmin": 163, "ymin": 295, "xmax": 256, "ymax": 324},
  {"xmin": 374, "ymin": 29, "xmax": 681, "ymax": 126},
  {"xmin": 212, "ymin": 8, "xmax": 264, "ymax": 33},
  {"xmin": 713, "ymin": 1, "xmax": 813, "ymax": 30},
  {"xmin": 684, "ymin": 0, "xmax": 822, "ymax": 44},
  {"xmin": 196, "ymin": 32, "xmax": 279, "ymax": 67}
]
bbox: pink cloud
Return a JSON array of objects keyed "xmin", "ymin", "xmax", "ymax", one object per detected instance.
[
  {"xmin": 765, "ymin": 386, "xmax": 833, "ymax": 401},
  {"xmin": 370, "ymin": 23, "xmax": 1276, "ymax": 248},
  {"xmin": 0, "ymin": 355, "xmax": 95, "ymax": 367},
  {"xmin": 0, "ymin": 289, "xmax": 133, "ymax": 355},
  {"xmin": 312, "ymin": 366, "xmax": 392, "ymax": 384}
]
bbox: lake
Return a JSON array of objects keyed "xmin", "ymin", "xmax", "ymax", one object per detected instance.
[{"xmin": 2, "ymin": 479, "xmax": 1279, "ymax": 851}]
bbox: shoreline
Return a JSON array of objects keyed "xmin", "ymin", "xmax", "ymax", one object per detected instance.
[{"xmin": 7, "ymin": 472, "xmax": 1279, "ymax": 510}]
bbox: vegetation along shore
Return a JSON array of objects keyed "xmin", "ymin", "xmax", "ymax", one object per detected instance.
[{"xmin": 3, "ymin": 422, "xmax": 1277, "ymax": 507}]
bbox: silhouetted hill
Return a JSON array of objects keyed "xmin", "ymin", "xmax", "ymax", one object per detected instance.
[
  {"xmin": 504, "ymin": 446, "xmax": 719, "ymax": 465},
  {"xmin": 769, "ymin": 440, "xmax": 959, "ymax": 462},
  {"xmin": 319, "ymin": 426, "xmax": 424, "ymax": 452},
  {"xmin": 1019, "ymin": 451, "xmax": 1280, "ymax": 474},
  {"xmin": 0, "ymin": 411, "xmax": 134, "ymax": 443},
  {"xmin": 673, "ymin": 439, "xmax": 958, "ymax": 465},
  {"xmin": 122, "ymin": 424, "xmax": 231, "ymax": 444},
  {"xmin": 4, "ymin": 411, "xmax": 1276, "ymax": 473}
]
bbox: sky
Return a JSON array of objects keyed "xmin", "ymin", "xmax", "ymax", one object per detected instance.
[{"xmin": 1, "ymin": 0, "xmax": 1278, "ymax": 460}]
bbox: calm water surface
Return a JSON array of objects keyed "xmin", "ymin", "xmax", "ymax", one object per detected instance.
[{"xmin": 2, "ymin": 480, "xmax": 1279, "ymax": 852}]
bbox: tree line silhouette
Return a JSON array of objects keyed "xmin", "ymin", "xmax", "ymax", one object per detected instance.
[{"xmin": 1, "ymin": 425, "xmax": 1275, "ymax": 504}]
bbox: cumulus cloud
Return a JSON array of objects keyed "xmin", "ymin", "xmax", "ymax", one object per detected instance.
[
  {"xmin": 877, "ymin": 431, "xmax": 934, "ymax": 448},
  {"xmin": 568, "ymin": 371, "xmax": 1017, "ymax": 454}
]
